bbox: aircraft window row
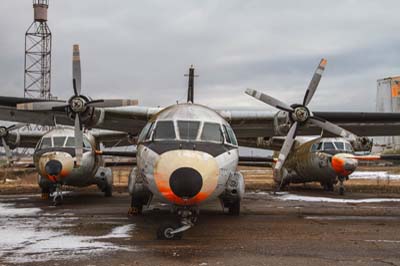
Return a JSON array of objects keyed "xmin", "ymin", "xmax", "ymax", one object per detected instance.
[
  {"xmin": 311, "ymin": 141, "xmax": 353, "ymax": 152},
  {"xmin": 37, "ymin": 136, "xmax": 92, "ymax": 150},
  {"xmin": 138, "ymin": 120, "xmax": 238, "ymax": 145}
]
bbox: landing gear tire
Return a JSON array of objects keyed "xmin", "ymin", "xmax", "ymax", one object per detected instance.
[
  {"xmin": 322, "ymin": 182, "xmax": 334, "ymax": 192},
  {"xmin": 157, "ymin": 223, "xmax": 183, "ymax": 240},
  {"xmin": 339, "ymin": 186, "xmax": 345, "ymax": 196},
  {"xmin": 228, "ymin": 200, "xmax": 240, "ymax": 216},
  {"xmin": 41, "ymin": 188, "xmax": 50, "ymax": 200},
  {"xmin": 104, "ymin": 184, "xmax": 112, "ymax": 197},
  {"xmin": 338, "ymin": 176, "xmax": 346, "ymax": 196},
  {"xmin": 128, "ymin": 196, "xmax": 143, "ymax": 216}
]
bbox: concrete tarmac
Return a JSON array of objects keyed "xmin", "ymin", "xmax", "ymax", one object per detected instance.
[{"xmin": 0, "ymin": 191, "xmax": 400, "ymax": 266}]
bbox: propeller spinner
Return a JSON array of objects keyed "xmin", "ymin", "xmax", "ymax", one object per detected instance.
[{"xmin": 245, "ymin": 59, "xmax": 357, "ymax": 186}]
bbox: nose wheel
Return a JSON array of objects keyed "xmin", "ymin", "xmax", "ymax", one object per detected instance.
[
  {"xmin": 52, "ymin": 184, "xmax": 64, "ymax": 206},
  {"xmin": 156, "ymin": 207, "xmax": 198, "ymax": 240},
  {"xmin": 157, "ymin": 223, "xmax": 184, "ymax": 240}
]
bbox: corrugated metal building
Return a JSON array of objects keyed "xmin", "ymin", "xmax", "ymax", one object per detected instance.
[{"xmin": 375, "ymin": 76, "xmax": 400, "ymax": 150}]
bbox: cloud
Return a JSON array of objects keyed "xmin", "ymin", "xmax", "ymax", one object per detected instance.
[{"xmin": 1, "ymin": 0, "xmax": 400, "ymax": 112}]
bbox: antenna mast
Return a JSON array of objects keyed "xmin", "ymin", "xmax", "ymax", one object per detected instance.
[{"xmin": 24, "ymin": 0, "xmax": 52, "ymax": 99}]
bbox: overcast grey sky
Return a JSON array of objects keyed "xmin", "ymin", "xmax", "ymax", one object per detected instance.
[{"xmin": 1, "ymin": 0, "xmax": 400, "ymax": 112}]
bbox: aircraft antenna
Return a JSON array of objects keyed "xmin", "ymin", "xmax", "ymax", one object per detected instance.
[{"xmin": 184, "ymin": 65, "xmax": 198, "ymax": 103}]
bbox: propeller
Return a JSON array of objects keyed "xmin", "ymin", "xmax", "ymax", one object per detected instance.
[
  {"xmin": 16, "ymin": 44, "xmax": 138, "ymax": 166},
  {"xmin": 0, "ymin": 124, "xmax": 27, "ymax": 166},
  {"xmin": 245, "ymin": 59, "xmax": 357, "ymax": 187}
]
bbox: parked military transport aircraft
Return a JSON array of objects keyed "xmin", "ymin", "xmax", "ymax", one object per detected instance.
[
  {"xmin": 0, "ymin": 124, "xmax": 132, "ymax": 204},
  {"xmin": 247, "ymin": 136, "xmax": 399, "ymax": 195},
  {"xmin": 1, "ymin": 45, "xmax": 400, "ymax": 238}
]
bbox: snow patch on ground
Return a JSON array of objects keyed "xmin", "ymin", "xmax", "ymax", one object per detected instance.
[
  {"xmin": 274, "ymin": 192, "xmax": 400, "ymax": 203},
  {"xmin": 365, "ymin": 240, "xmax": 400, "ymax": 244},
  {"xmin": 305, "ymin": 216, "xmax": 400, "ymax": 221},
  {"xmin": 0, "ymin": 201, "xmax": 135, "ymax": 264},
  {"xmin": 0, "ymin": 202, "xmax": 41, "ymax": 217},
  {"xmin": 350, "ymin": 171, "xmax": 400, "ymax": 180},
  {"xmin": 251, "ymin": 192, "xmax": 400, "ymax": 204}
]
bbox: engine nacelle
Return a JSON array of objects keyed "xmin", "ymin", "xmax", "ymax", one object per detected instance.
[
  {"xmin": 273, "ymin": 111, "xmax": 291, "ymax": 136},
  {"xmin": 128, "ymin": 167, "xmax": 152, "ymax": 203},
  {"xmin": 350, "ymin": 137, "xmax": 373, "ymax": 152},
  {"xmin": 4, "ymin": 131, "xmax": 21, "ymax": 150},
  {"xmin": 256, "ymin": 136, "xmax": 285, "ymax": 150}
]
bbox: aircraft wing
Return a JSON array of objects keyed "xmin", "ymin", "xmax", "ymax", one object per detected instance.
[
  {"xmin": 220, "ymin": 109, "xmax": 400, "ymax": 139},
  {"xmin": 4, "ymin": 130, "xmax": 44, "ymax": 149},
  {"xmin": 90, "ymin": 129, "xmax": 132, "ymax": 148},
  {"xmin": 0, "ymin": 97, "xmax": 159, "ymax": 135},
  {"xmin": 1, "ymin": 96, "xmax": 400, "ymax": 141}
]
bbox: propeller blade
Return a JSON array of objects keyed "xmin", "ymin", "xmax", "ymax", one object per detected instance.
[
  {"xmin": 274, "ymin": 122, "xmax": 298, "ymax": 172},
  {"xmin": 303, "ymin": 58, "xmax": 327, "ymax": 106},
  {"xmin": 309, "ymin": 116, "xmax": 357, "ymax": 141},
  {"xmin": 73, "ymin": 44, "xmax": 82, "ymax": 96},
  {"xmin": 245, "ymin": 88, "xmax": 294, "ymax": 112},
  {"xmin": 17, "ymin": 101, "xmax": 68, "ymax": 111},
  {"xmin": 7, "ymin": 123, "xmax": 27, "ymax": 131},
  {"xmin": 1, "ymin": 137, "xmax": 12, "ymax": 165},
  {"xmin": 74, "ymin": 115, "xmax": 83, "ymax": 166},
  {"xmin": 17, "ymin": 102, "xmax": 67, "ymax": 111},
  {"xmin": 87, "ymin": 99, "xmax": 139, "ymax": 108}
]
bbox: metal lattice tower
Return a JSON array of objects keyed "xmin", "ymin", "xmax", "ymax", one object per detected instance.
[{"xmin": 24, "ymin": 0, "xmax": 52, "ymax": 99}]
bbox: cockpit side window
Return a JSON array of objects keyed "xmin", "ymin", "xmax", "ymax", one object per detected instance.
[
  {"xmin": 40, "ymin": 137, "xmax": 52, "ymax": 149},
  {"xmin": 138, "ymin": 122, "xmax": 152, "ymax": 142},
  {"xmin": 345, "ymin": 142, "xmax": 353, "ymax": 152},
  {"xmin": 311, "ymin": 143, "xmax": 318, "ymax": 152},
  {"xmin": 145, "ymin": 122, "xmax": 155, "ymax": 140},
  {"xmin": 225, "ymin": 125, "xmax": 238, "ymax": 146},
  {"xmin": 65, "ymin": 137, "xmax": 75, "ymax": 147},
  {"xmin": 201, "ymin": 123, "xmax": 223, "ymax": 143},
  {"xmin": 317, "ymin": 142, "xmax": 323, "ymax": 151},
  {"xmin": 178, "ymin": 121, "xmax": 200, "ymax": 140},
  {"xmin": 154, "ymin": 121, "xmax": 176, "ymax": 140},
  {"xmin": 53, "ymin": 137, "xmax": 66, "ymax": 147},
  {"xmin": 222, "ymin": 125, "xmax": 231, "ymax": 144},
  {"xmin": 83, "ymin": 138, "xmax": 92, "ymax": 149}
]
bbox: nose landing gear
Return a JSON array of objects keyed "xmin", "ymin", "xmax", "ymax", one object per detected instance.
[
  {"xmin": 156, "ymin": 207, "xmax": 198, "ymax": 240},
  {"xmin": 52, "ymin": 184, "xmax": 64, "ymax": 206}
]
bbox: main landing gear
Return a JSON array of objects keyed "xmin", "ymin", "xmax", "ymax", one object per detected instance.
[
  {"xmin": 41, "ymin": 187, "xmax": 50, "ymax": 200},
  {"xmin": 156, "ymin": 207, "xmax": 199, "ymax": 240},
  {"xmin": 338, "ymin": 176, "xmax": 347, "ymax": 196}
]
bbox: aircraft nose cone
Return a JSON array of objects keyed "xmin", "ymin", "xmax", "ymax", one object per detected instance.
[
  {"xmin": 169, "ymin": 167, "xmax": 203, "ymax": 199},
  {"xmin": 332, "ymin": 154, "xmax": 358, "ymax": 176},
  {"xmin": 45, "ymin": 160, "xmax": 63, "ymax": 176},
  {"xmin": 343, "ymin": 160, "xmax": 357, "ymax": 172}
]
